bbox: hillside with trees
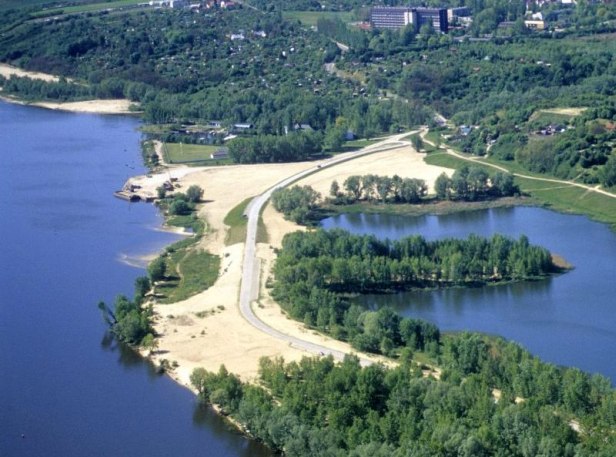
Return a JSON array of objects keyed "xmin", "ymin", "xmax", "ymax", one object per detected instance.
[
  {"xmin": 0, "ymin": 6, "xmax": 431, "ymax": 150},
  {"xmin": 2, "ymin": 1, "xmax": 616, "ymax": 172}
]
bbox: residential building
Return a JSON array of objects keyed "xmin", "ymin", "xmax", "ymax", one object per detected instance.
[
  {"xmin": 370, "ymin": 6, "xmax": 415, "ymax": 29},
  {"xmin": 370, "ymin": 6, "xmax": 449, "ymax": 33},
  {"xmin": 524, "ymin": 19, "xmax": 546, "ymax": 29},
  {"xmin": 415, "ymin": 7, "xmax": 449, "ymax": 33},
  {"xmin": 447, "ymin": 6, "xmax": 471, "ymax": 22}
]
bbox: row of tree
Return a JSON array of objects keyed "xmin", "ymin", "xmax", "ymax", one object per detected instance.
[
  {"xmin": 326, "ymin": 168, "xmax": 518, "ymax": 206},
  {"xmin": 332, "ymin": 175, "xmax": 428, "ymax": 204},
  {"xmin": 435, "ymin": 166, "xmax": 520, "ymax": 201},
  {"xmin": 228, "ymin": 132, "xmax": 322, "ymax": 164}
]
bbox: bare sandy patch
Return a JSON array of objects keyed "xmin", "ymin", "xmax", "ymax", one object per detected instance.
[
  {"xmin": 0, "ymin": 63, "xmax": 65, "ymax": 83},
  {"xmin": 32, "ymin": 99, "xmax": 137, "ymax": 114},
  {"xmin": 149, "ymin": 243, "xmax": 312, "ymax": 386},
  {"xmin": 538, "ymin": 107, "xmax": 587, "ymax": 117},
  {"xmin": 295, "ymin": 144, "xmax": 451, "ymax": 196}
]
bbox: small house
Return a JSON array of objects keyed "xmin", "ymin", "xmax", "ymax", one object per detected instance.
[
  {"xmin": 459, "ymin": 125, "xmax": 472, "ymax": 136},
  {"xmin": 293, "ymin": 123, "xmax": 313, "ymax": 131}
]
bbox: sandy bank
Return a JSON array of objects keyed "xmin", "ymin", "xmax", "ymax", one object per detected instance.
[
  {"xmin": 136, "ymin": 142, "xmax": 450, "ymax": 384},
  {"xmin": 0, "ymin": 64, "xmax": 137, "ymax": 114},
  {"xmin": 0, "ymin": 63, "xmax": 65, "ymax": 83},
  {"xmin": 33, "ymin": 99, "xmax": 138, "ymax": 114}
]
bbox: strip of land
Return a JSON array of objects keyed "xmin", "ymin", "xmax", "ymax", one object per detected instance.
[{"xmin": 132, "ymin": 133, "xmax": 451, "ymax": 387}]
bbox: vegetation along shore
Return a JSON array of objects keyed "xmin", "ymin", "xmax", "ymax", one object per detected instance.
[{"xmin": 3, "ymin": 0, "xmax": 616, "ymax": 454}]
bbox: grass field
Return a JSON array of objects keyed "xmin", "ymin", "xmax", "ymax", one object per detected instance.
[
  {"xmin": 282, "ymin": 11, "xmax": 355, "ymax": 27},
  {"xmin": 424, "ymin": 151, "xmax": 616, "ymax": 229},
  {"xmin": 223, "ymin": 197, "xmax": 268, "ymax": 245},
  {"xmin": 223, "ymin": 198, "xmax": 251, "ymax": 246},
  {"xmin": 157, "ymin": 249, "xmax": 220, "ymax": 304},
  {"xmin": 527, "ymin": 112, "xmax": 575, "ymax": 127},
  {"xmin": 163, "ymin": 143, "xmax": 231, "ymax": 165}
]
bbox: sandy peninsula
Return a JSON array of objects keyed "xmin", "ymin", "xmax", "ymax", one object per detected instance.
[
  {"xmin": 0, "ymin": 63, "xmax": 137, "ymax": 114},
  {"xmin": 32, "ymin": 99, "xmax": 137, "ymax": 114},
  {"xmin": 130, "ymin": 140, "xmax": 451, "ymax": 389}
]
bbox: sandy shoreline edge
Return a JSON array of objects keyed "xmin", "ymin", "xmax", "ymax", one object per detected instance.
[{"xmin": 0, "ymin": 63, "xmax": 138, "ymax": 114}]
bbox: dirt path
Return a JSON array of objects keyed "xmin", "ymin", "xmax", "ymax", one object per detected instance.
[{"xmin": 421, "ymin": 130, "xmax": 616, "ymax": 199}]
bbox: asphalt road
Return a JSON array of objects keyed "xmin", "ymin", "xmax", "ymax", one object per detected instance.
[{"xmin": 238, "ymin": 131, "xmax": 419, "ymax": 364}]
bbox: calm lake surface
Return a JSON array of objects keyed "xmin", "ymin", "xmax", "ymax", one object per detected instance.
[
  {"xmin": 322, "ymin": 209, "xmax": 616, "ymax": 382},
  {"xmin": 0, "ymin": 102, "xmax": 271, "ymax": 457}
]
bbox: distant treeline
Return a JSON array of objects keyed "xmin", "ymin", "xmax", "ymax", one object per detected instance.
[
  {"xmin": 272, "ymin": 229, "xmax": 556, "ymax": 356},
  {"xmin": 228, "ymin": 131, "xmax": 322, "ymax": 163},
  {"xmin": 0, "ymin": 74, "xmax": 91, "ymax": 101},
  {"xmin": 331, "ymin": 167, "xmax": 519, "ymax": 205}
]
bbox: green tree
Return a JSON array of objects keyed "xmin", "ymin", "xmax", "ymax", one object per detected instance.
[
  {"xmin": 148, "ymin": 256, "xmax": 166, "ymax": 281},
  {"xmin": 272, "ymin": 185, "xmax": 321, "ymax": 225},
  {"xmin": 186, "ymin": 185, "xmax": 204, "ymax": 203},
  {"xmin": 435, "ymin": 173, "xmax": 452, "ymax": 200},
  {"xmin": 169, "ymin": 199, "xmax": 192, "ymax": 215},
  {"xmin": 134, "ymin": 276, "xmax": 151, "ymax": 303},
  {"xmin": 600, "ymin": 155, "xmax": 616, "ymax": 188},
  {"xmin": 344, "ymin": 175, "xmax": 363, "ymax": 202}
]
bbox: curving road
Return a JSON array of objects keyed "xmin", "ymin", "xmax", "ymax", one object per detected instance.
[{"xmin": 238, "ymin": 131, "xmax": 419, "ymax": 364}]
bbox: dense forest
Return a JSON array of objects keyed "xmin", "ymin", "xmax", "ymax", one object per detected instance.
[
  {"xmin": 271, "ymin": 229, "xmax": 557, "ymax": 355},
  {"xmin": 333, "ymin": 31, "xmax": 616, "ymax": 184},
  {"xmin": 190, "ymin": 342, "xmax": 616, "ymax": 456}
]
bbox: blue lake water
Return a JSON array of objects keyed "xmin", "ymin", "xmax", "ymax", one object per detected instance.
[
  {"xmin": 321, "ymin": 208, "xmax": 616, "ymax": 382},
  {"xmin": 0, "ymin": 102, "xmax": 271, "ymax": 457}
]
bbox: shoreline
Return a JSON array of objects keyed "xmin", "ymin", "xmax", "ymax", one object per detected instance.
[
  {"xmin": 0, "ymin": 94, "xmax": 139, "ymax": 115},
  {"xmin": 317, "ymin": 195, "xmax": 532, "ymax": 221},
  {"xmin": 127, "ymin": 141, "xmax": 450, "ymax": 386}
]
